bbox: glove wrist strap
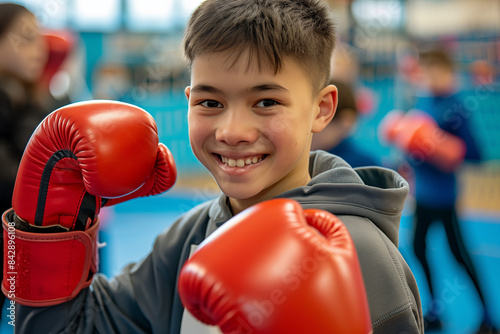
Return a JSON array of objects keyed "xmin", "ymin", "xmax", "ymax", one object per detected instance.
[{"xmin": 2, "ymin": 209, "xmax": 99, "ymax": 307}]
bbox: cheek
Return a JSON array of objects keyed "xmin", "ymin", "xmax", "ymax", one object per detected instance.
[
  {"xmin": 261, "ymin": 116, "xmax": 290, "ymax": 142},
  {"xmin": 187, "ymin": 114, "xmax": 199, "ymax": 146},
  {"xmin": 273, "ymin": 108, "xmax": 313, "ymax": 141},
  {"xmin": 261, "ymin": 116, "xmax": 303, "ymax": 153},
  {"xmin": 188, "ymin": 113, "xmax": 210, "ymax": 150},
  {"xmin": 10, "ymin": 48, "xmax": 41, "ymax": 82},
  {"xmin": 1, "ymin": 48, "xmax": 18, "ymax": 71}
]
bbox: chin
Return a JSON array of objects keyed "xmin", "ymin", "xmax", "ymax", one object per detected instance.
[
  {"xmin": 217, "ymin": 183, "xmax": 260, "ymax": 201},
  {"xmin": 220, "ymin": 188, "xmax": 254, "ymax": 200}
]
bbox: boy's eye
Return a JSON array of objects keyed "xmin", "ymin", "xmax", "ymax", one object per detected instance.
[
  {"xmin": 255, "ymin": 99, "xmax": 279, "ymax": 108},
  {"xmin": 200, "ymin": 100, "xmax": 223, "ymax": 108}
]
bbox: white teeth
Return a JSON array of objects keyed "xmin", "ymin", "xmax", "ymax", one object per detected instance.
[{"xmin": 220, "ymin": 155, "xmax": 263, "ymax": 167}]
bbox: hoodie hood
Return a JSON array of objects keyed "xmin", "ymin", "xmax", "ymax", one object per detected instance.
[{"xmin": 278, "ymin": 151, "xmax": 409, "ymax": 246}]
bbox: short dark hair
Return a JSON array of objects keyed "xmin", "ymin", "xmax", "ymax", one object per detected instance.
[{"xmin": 183, "ymin": 0, "xmax": 337, "ymax": 93}]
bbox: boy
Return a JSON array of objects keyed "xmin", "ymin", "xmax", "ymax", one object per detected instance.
[{"xmin": 6, "ymin": 0, "xmax": 423, "ymax": 332}]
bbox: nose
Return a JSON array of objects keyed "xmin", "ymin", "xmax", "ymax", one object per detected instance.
[{"xmin": 215, "ymin": 109, "xmax": 258, "ymax": 146}]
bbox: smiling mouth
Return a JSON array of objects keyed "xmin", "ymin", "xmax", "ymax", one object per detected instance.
[{"xmin": 216, "ymin": 154, "xmax": 267, "ymax": 168}]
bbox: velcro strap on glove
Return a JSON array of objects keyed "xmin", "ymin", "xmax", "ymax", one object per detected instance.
[{"xmin": 2, "ymin": 209, "xmax": 99, "ymax": 307}]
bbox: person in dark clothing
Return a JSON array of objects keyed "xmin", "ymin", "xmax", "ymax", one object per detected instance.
[
  {"xmin": 0, "ymin": 2, "xmax": 48, "ymax": 218},
  {"xmin": 312, "ymin": 79, "xmax": 379, "ymax": 168},
  {"xmin": 0, "ymin": 2, "xmax": 48, "ymax": 323},
  {"xmin": 409, "ymin": 47, "xmax": 497, "ymax": 334}
]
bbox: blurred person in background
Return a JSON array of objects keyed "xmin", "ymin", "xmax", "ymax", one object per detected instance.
[
  {"xmin": 0, "ymin": 1, "xmax": 49, "ymax": 321},
  {"xmin": 408, "ymin": 47, "xmax": 496, "ymax": 333},
  {"xmin": 312, "ymin": 79, "xmax": 378, "ymax": 168}
]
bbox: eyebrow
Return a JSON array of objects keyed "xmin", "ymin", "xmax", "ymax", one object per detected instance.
[
  {"xmin": 190, "ymin": 85, "xmax": 221, "ymax": 94},
  {"xmin": 252, "ymin": 84, "xmax": 289, "ymax": 93},
  {"xmin": 190, "ymin": 84, "xmax": 289, "ymax": 94}
]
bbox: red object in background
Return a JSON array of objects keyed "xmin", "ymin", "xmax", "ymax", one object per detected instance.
[{"xmin": 39, "ymin": 30, "xmax": 75, "ymax": 88}]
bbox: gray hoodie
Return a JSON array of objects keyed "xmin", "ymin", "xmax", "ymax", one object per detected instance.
[{"xmin": 16, "ymin": 151, "xmax": 423, "ymax": 333}]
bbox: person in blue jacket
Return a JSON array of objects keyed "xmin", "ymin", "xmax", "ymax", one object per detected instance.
[{"xmin": 410, "ymin": 47, "xmax": 496, "ymax": 334}]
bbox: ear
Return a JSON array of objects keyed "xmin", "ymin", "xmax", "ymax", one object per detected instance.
[
  {"xmin": 312, "ymin": 84, "xmax": 337, "ymax": 133},
  {"xmin": 184, "ymin": 86, "xmax": 191, "ymax": 101}
]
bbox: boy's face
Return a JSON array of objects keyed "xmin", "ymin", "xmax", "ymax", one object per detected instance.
[{"xmin": 186, "ymin": 51, "xmax": 335, "ymax": 213}]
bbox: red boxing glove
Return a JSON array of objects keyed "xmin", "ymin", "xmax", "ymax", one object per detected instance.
[
  {"xmin": 178, "ymin": 198, "xmax": 372, "ymax": 334},
  {"xmin": 13, "ymin": 100, "xmax": 176, "ymax": 230},
  {"xmin": 379, "ymin": 109, "xmax": 466, "ymax": 172},
  {"xmin": 3, "ymin": 100, "xmax": 176, "ymax": 306}
]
